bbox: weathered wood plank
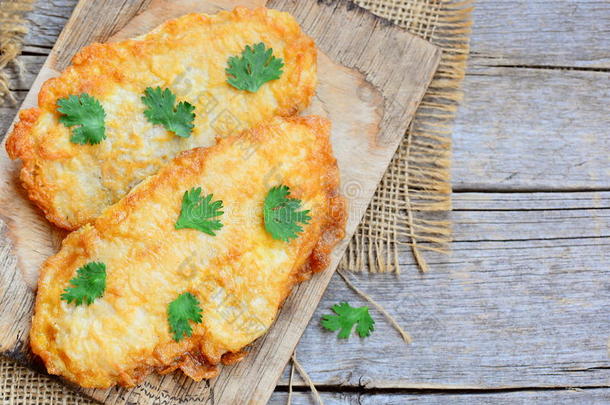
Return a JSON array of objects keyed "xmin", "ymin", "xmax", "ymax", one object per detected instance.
[
  {"xmin": 277, "ymin": 236, "xmax": 610, "ymax": 389},
  {"xmin": 269, "ymin": 389, "xmax": 610, "ymax": 404},
  {"xmin": 1, "ymin": 56, "xmax": 44, "ymax": 90},
  {"xmin": 470, "ymin": 0, "xmax": 610, "ymax": 69},
  {"xmin": 21, "ymin": 0, "xmax": 78, "ymax": 53},
  {"xmin": 452, "ymin": 67, "xmax": 610, "ymax": 190},
  {"xmin": 22, "ymin": 0, "xmax": 151, "ymax": 66},
  {"xmin": 1, "ymin": 92, "xmax": 26, "ymax": 136},
  {"xmin": 451, "ymin": 209, "xmax": 609, "ymax": 241},
  {"xmin": 268, "ymin": 192, "xmax": 610, "ymax": 389},
  {"xmin": 23, "ymin": 0, "xmax": 610, "ymax": 70},
  {"xmin": 453, "ymin": 191, "xmax": 610, "ymax": 211}
]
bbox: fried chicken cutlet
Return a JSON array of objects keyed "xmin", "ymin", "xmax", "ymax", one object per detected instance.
[
  {"xmin": 30, "ymin": 116, "xmax": 346, "ymax": 388},
  {"xmin": 7, "ymin": 7, "xmax": 316, "ymax": 230}
]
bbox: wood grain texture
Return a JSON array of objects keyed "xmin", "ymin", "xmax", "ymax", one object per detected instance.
[
  {"xmin": 21, "ymin": 0, "xmax": 78, "ymax": 54},
  {"xmin": 277, "ymin": 196, "xmax": 609, "ymax": 389},
  {"xmin": 24, "ymin": 0, "xmax": 610, "ymax": 69},
  {"xmin": 452, "ymin": 67, "xmax": 610, "ymax": 191},
  {"xmin": 0, "ymin": 0, "xmax": 440, "ymax": 404},
  {"xmin": 470, "ymin": 0, "xmax": 610, "ymax": 69},
  {"xmin": 267, "ymin": 389, "xmax": 610, "ymax": 404},
  {"xmin": 452, "ymin": 191, "xmax": 610, "ymax": 211}
]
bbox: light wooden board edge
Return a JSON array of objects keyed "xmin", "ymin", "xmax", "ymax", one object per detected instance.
[{"xmin": 0, "ymin": 0, "xmax": 440, "ymax": 404}]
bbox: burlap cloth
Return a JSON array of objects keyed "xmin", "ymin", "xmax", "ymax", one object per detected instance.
[{"xmin": 0, "ymin": 0, "xmax": 472, "ymax": 402}]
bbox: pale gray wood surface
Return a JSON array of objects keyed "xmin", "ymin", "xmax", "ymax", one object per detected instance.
[
  {"xmin": 268, "ymin": 389, "xmax": 610, "ymax": 404},
  {"xmin": 1, "ymin": 0, "xmax": 609, "ymax": 403},
  {"xmin": 470, "ymin": 0, "xmax": 610, "ymax": 69},
  {"xmin": 278, "ymin": 212, "xmax": 609, "ymax": 388},
  {"xmin": 452, "ymin": 67, "xmax": 610, "ymax": 190}
]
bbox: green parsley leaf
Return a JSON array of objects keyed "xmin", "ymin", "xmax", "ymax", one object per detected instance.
[
  {"xmin": 263, "ymin": 185, "xmax": 311, "ymax": 242},
  {"xmin": 57, "ymin": 94, "xmax": 106, "ymax": 145},
  {"xmin": 167, "ymin": 292, "xmax": 203, "ymax": 341},
  {"xmin": 226, "ymin": 42, "xmax": 284, "ymax": 92},
  {"xmin": 141, "ymin": 86, "xmax": 195, "ymax": 138},
  {"xmin": 321, "ymin": 302, "xmax": 375, "ymax": 339},
  {"xmin": 60, "ymin": 262, "xmax": 107, "ymax": 306},
  {"xmin": 175, "ymin": 187, "xmax": 224, "ymax": 235}
]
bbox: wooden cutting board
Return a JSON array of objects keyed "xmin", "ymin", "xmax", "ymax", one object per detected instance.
[{"xmin": 0, "ymin": 0, "xmax": 440, "ymax": 403}]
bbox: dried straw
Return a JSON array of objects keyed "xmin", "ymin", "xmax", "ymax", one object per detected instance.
[
  {"xmin": 290, "ymin": 353, "xmax": 324, "ymax": 405},
  {"xmin": 0, "ymin": 0, "xmax": 33, "ymax": 105}
]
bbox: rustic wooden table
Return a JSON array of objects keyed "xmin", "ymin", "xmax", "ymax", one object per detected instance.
[{"xmin": 1, "ymin": 1, "xmax": 608, "ymax": 403}]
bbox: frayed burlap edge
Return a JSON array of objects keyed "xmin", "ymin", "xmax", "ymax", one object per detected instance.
[
  {"xmin": 343, "ymin": 0, "xmax": 473, "ymax": 273},
  {"xmin": 0, "ymin": 0, "xmax": 33, "ymax": 105}
]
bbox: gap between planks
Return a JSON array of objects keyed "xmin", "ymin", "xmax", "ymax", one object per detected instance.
[
  {"xmin": 267, "ymin": 388, "xmax": 610, "ymax": 405},
  {"xmin": 273, "ymin": 384, "xmax": 610, "ymax": 393}
]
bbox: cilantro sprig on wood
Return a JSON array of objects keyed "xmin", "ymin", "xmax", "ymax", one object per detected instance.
[
  {"xmin": 57, "ymin": 94, "xmax": 107, "ymax": 145},
  {"xmin": 175, "ymin": 187, "xmax": 224, "ymax": 235},
  {"xmin": 167, "ymin": 292, "xmax": 203, "ymax": 341},
  {"xmin": 142, "ymin": 86, "xmax": 195, "ymax": 138},
  {"xmin": 263, "ymin": 185, "xmax": 311, "ymax": 242},
  {"xmin": 226, "ymin": 42, "xmax": 284, "ymax": 92},
  {"xmin": 61, "ymin": 262, "xmax": 107, "ymax": 306},
  {"xmin": 321, "ymin": 302, "xmax": 375, "ymax": 339}
]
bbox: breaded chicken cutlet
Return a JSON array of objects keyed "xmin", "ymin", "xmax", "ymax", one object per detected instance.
[
  {"xmin": 30, "ymin": 116, "xmax": 346, "ymax": 388},
  {"xmin": 7, "ymin": 7, "xmax": 316, "ymax": 230}
]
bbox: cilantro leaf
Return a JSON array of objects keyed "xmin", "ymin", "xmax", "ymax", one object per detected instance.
[
  {"xmin": 226, "ymin": 42, "xmax": 284, "ymax": 92},
  {"xmin": 175, "ymin": 187, "xmax": 224, "ymax": 235},
  {"xmin": 167, "ymin": 292, "xmax": 203, "ymax": 341},
  {"xmin": 263, "ymin": 185, "xmax": 311, "ymax": 242},
  {"xmin": 321, "ymin": 302, "xmax": 375, "ymax": 339},
  {"xmin": 57, "ymin": 94, "xmax": 106, "ymax": 145},
  {"xmin": 60, "ymin": 262, "xmax": 107, "ymax": 306},
  {"xmin": 141, "ymin": 86, "xmax": 195, "ymax": 138}
]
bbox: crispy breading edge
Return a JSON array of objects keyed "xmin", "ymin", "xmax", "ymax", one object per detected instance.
[
  {"xmin": 30, "ymin": 116, "xmax": 347, "ymax": 388},
  {"xmin": 7, "ymin": 108, "xmax": 77, "ymax": 229},
  {"xmin": 5, "ymin": 7, "xmax": 317, "ymax": 231}
]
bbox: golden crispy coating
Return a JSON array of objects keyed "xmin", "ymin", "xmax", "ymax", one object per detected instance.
[
  {"xmin": 6, "ymin": 7, "xmax": 316, "ymax": 230},
  {"xmin": 30, "ymin": 116, "xmax": 346, "ymax": 389}
]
